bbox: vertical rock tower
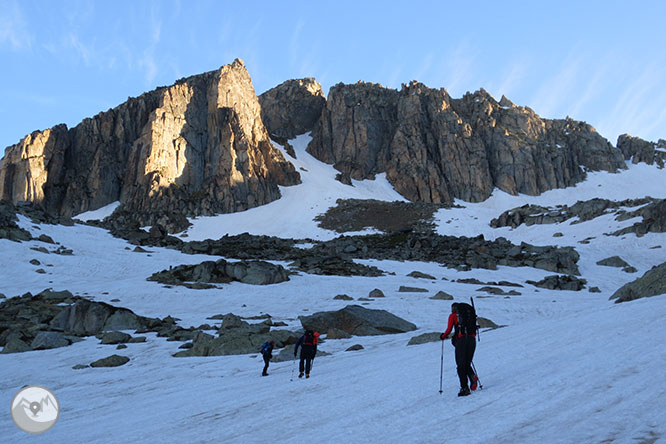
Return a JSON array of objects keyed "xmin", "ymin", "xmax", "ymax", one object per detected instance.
[{"xmin": 0, "ymin": 59, "xmax": 300, "ymax": 229}]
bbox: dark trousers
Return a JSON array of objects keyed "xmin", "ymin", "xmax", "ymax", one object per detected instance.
[
  {"xmin": 455, "ymin": 336, "xmax": 476, "ymax": 389},
  {"xmin": 262, "ymin": 356, "xmax": 270, "ymax": 375},
  {"xmin": 299, "ymin": 351, "xmax": 315, "ymax": 374}
]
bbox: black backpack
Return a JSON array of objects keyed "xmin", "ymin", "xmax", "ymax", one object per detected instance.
[
  {"xmin": 303, "ymin": 331, "xmax": 315, "ymax": 346},
  {"xmin": 456, "ymin": 303, "xmax": 477, "ymax": 336}
]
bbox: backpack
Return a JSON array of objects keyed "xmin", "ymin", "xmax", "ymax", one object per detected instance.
[
  {"xmin": 456, "ymin": 303, "xmax": 477, "ymax": 336},
  {"xmin": 303, "ymin": 331, "xmax": 317, "ymax": 346},
  {"xmin": 261, "ymin": 342, "xmax": 271, "ymax": 354}
]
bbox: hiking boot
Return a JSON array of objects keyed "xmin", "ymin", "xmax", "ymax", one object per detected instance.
[
  {"xmin": 458, "ymin": 387, "xmax": 471, "ymax": 397},
  {"xmin": 298, "ymin": 372, "xmax": 304, "ymax": 378},
  {"xmin": 305, "ymin": 373, "xmax": 310, "ymax": 379},
  {"xmin": 262, "ymin": 372, "xmax": 268, "ymax": 376},
  {"xmin": 470, "ymin": 376, "xmax": 478, "ymax": 391}
]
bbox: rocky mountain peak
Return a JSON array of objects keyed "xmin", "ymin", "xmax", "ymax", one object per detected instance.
[
  {"xmin": 0, "ymin": 60, "xmax": 300, "ymax": 231},
  {"xmin": 307, "ymin": 82, "xmax": 626, "ymax": 204}
]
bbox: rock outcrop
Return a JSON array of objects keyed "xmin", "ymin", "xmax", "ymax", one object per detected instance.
[
  {"xmin": 610, "ymin": 262, "xmax": 666, "ymax": 303},
  {"xmin": 307, "ymin": 82, "xmax": 626, "ymax": 204},
  {"xmin": 258, "ymin": 78, "xmax": 326, "ymax": 141},
  {"xmin": 299, "ymin": 305, "xmax": 417, "ymax": 336},
  {"xmin": 147, "ymin": 258, "xmax": 290, "ymax": 287},
  {"xmin": 617, "ymin": 134, "xmax": 666, "ymax": 168},
  {"xmin": 0, "ymin": 59, "xmax": 300, "ymax": 231}
]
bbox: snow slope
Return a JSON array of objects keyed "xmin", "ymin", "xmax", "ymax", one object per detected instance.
[{"xmin": 2, "ymin": 136, "xmax": 666, "ymax": 443}]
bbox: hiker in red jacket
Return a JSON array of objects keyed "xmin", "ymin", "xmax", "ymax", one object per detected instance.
[
  {"xmin": 294, "ymin": 330, "xmax": 320, "ymax": 378},
  {"xmin": 441, "ymin": 302, "xmax": 478, "ymax": 396}
]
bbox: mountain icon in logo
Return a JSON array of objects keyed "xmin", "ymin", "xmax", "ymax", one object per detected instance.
[{"xmin": 11, "ymin": 386, "xmax": 60, "ymax": 434}]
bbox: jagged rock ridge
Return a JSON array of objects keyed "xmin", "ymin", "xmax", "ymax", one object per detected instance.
[
  {"xmin": 0, "ymin": 59, "xmax": 300, "ymax": 230},
  {"xmin": 307, "ymin": 81, "xmax": 627, "ymax": 204}
]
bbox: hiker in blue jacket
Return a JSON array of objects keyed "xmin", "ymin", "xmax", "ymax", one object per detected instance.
[{"xmin": 260, "ymin": 340, "xmax": 274, "ymax": 376}]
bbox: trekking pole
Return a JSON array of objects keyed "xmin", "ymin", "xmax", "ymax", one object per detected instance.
[
  {"xmin": 439, "ymin": 339, "xmax": 444, "ymax": 394},
  {"xmin": 471, "ymin": 361, "xmax": 483, "ymax": 390}
]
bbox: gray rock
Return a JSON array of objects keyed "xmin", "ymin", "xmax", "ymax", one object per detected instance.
[
  {"xmin": 623, "ymin": 266, "xmax": 638, "ymax": 273},
  {"xmin": 174, "ymin": 325, "xmax": 297, "ymax": 357},
  {"xmin": 476, "ymin": 286, "xmax": 513, "ymax": 295},
  {"xmin": 100, "ymin": 331, "xmax": 132, "ymax": 345},
  {"xmin": 596, "ymin": 256, "xmax": 630, "ymax": 268},
  {"xmin": 333, "ymin": 294, "xmax": 354, "ymax": 301},
  {"xmin": 368, "ymin": 289, "xmax": 385, "ymax": 298},
  {"xmin": 346, "ymin": 344, "xmax": 364, "ymax": 351},
  {"xmin": 272, "ymin": 347, "xmax": 298, "ymax": 362},
  {"xmin": 478, "ymin": 317, "xmax": 500, "ymax": 329},
  {"xmin": 398, "ymin": 286, "xmax": 429, "ymax": 293},
  {"xmin": 325, "ymin": 328, "xmax": 352, "ymax": 339},
  {"xmin": 72, "ymin": 364, "xmax": 89, "ymax": 370},
  {"xmin": 527, "ymin": 275, "xmax": 587, "ymax": 291},
  {"xmin": 148, "ymin": 258, "xmax": 290, "ymax": 287},
  {"xmin": 90, "ymin": 355, "xmax": 130, "ymax": 368},
  {"xmin": 116, "ymin": 344, "xmax": 128, "ymax": 350},
  {"xmin": 219, "ymin": 313, "xmax": 249, "ymax": 330},
  {"xmin": 38, "ymin": 234, "xmax": 55, "ymax": 244},
  {"xmin": 0, "ymin": 334, "xmax": 32, "ymax": 354},
  {"xmin": 610, "ymin": 262, "xmax": 666, "ymax": 303},
  {"xmin": 49, "ymin": 300, "xmax": 114, "ymax": 336},
  {"xmin": 104, "ymin": 309, "xmax": 142, "ymax": 331},
  {"xmin": 299, "ymin": 305, "xmax": 417, "ymax": 336},
  {"xmin": 430, "ymin": 291, "xmax": 454, "ymax": 300},
  {"xmin": 589, "ymin": 287, "xmax": 602, "ymax": 293},
  {"xmin": 407, "ymin": 271, "xmax": 437, "ymax": 280},
  {"xmin": 31, "ymin": 331, "xmax": 71, "ymax": 350},
  {"xmin": 407, "ymin": 332, "xmax": 442, "ymax": 345},
  {"xmin": 129, "ymin": 336, "xmax": 147, "ymax": 343}
]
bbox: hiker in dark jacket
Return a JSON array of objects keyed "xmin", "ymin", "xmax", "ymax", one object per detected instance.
[
  {"xmin": 293, "ymin": 330, "xmax": 320, "ymax": 378},
  {"xmin": 441, "ymin": 303, "xmax": 478, "ymax": 396},
  {"xmin": 260, "ymin": 340, "xmax": 274, "ymax": 376}
]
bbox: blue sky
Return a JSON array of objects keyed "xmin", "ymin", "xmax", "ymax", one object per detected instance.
[{"xmin": 1, "ymin": 0, "xmax": 665, "ymax": 151}]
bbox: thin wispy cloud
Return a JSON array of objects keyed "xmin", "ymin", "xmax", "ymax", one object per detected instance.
[
  {"xmin": 68, "ymin": 32, "xmax": 92, "ymax": 65},
  {"xmin": 488, "ymin": 60, "xmax": 529, "ymax": 102},
  {"xmin": 411, "ymin": 52, "xmax": 434, "ymax": 84},
  {"xmin": 529, "ymin": 53, "xmax": 584, "ymax": 119},
  {"xmin": 440, "ymin": 42, "xmax": 477, "ymax": 97},
  {"xmin": 138, "ymin": 6, "xmax": 163, "ymax": 86},
  {"xmin": 0, "ymin": 0, "xmax": 32, "ymax": 51},
  {"xmin": 598, "ymin": 61, "xmax": 666, "ymax": 142}
]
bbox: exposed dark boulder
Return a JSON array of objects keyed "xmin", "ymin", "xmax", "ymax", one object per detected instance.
[
  {"xmin": 527, "ymin": 275, "xmax": 587, "ymax": 291},
  {"xmin": 299, "ymin": 305, "xmax": 417, "ymax": 336},
  {"xmin": 610, "ymin": 262, "xmax": 666, "ymax": 303},
  {"xmin": 148, "ymin": 258, "xmax": 290, "ymax": 287},
  {"xmin": 90, "ymin": 354, "xmax": 130, "ymax": 368}
]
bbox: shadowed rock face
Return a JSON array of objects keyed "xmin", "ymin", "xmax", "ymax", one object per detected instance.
[
  {"xmin": 0, "ymin": 59, "xmax": 300, "ymax": 229},
  {"xmin": 307, "ymin": 82, "xmax": 626, "ymax": 204},
  {"xmin": 617, "ymin": 134, "xmax": 666, "ymax": 168},
  {"xmin": 258, "ymin": 78, "xmax": 326, "ymax": 140}
]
